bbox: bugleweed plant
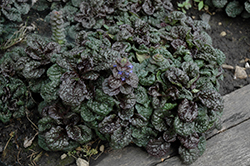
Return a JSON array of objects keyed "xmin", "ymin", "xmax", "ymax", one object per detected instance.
[
  {"xmin": 206, "ymin": 0, "xmax": 250, "ymax": 18},
  {"xmin": 0, "ymin": 0, "xmax": 225, "ymax": 164}
]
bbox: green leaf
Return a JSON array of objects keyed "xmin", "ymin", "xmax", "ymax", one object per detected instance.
[
  {"xmin": 139, "ymin": 74, "xmax": 156, "ymax": 86},
  {"xmin": 151, "ymin": 108, "xmax": 169, "ymax": 132},
  {"xmin": 44, "ymin": 126, "xmax": 79, "ymax": 151},
  {"xmin": 179, "ymin": 134, "xmax": 206, "ymax": 164},
  {"xmin": 136, "ymin": 52, "xmax": 150, "ymax": 63},
  {"xmin": 174, "ymin": 116, "xmax": 195, "ymax": 136},
  {"xmin": 110, "ymin": 127, "xmax": 132, "ymax": 149},
  {"xmin": 163, "ymin": 103, "xmax": 178, "ymax": 110},
  {"xmin": 87, "ymin": 99, "xmax": 113, "ymax": 116},
  {"xmin": 134, "ymin": 86, "xmax": 149, "ymax": 106},
  {"xmin": 132, "ymin": 126, "xmax": 157, "ymax": 147},
  {"xmin": 135, "ymin": 103, "xmax": 153, "ymax": 120},
  {"xmin": 65, "ymin": 125, "xmax": 92, "ymax": 144},
  {"xmin": 198, "ymin": 1, "xmax": 204, "ymax": 11}
]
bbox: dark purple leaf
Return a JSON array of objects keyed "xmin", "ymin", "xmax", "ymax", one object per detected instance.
[
  {"xmin": 165, "ymin": 67, "xmax": 189, "ymax": 87},
  {"xmin": 118, "ymin": 107, "xmax": 134, "ymax": 121},
  {"xmin": 163, "ymin": 130, "xmax": 177, "ymax": 143},
  {"xmin": 102, "ymin": 78, "xmax": 120, "ymax": 96},
  {"xmin": 110, "ymin": 127, "xmax": 132, "ymax": 149},
  {"xmin": 99, "ymin": 114, "xmax": 121, "ymax": 134},
  {"xmin": 125, "ymin": 73, "xmax": 139, "ymax": 88},
  {"xmin": 65, "ymin": 125, "xmax": 92, "ymax": 144},
  {"xmin": 119, "ymin": 93, "xmax": 137, "ymax": 109},
  {"xmin": 63, "ymin": 112, "xmax": 80, "ymax": 126},
  {"xmin": 59, "ymin": 72, "xmax": 89, "ymax": 106},
  {"xmin": 171, "ymin": 39, "xmax": 187, "ymax": 50},
  {"xmin": 130, "ymin": 2, "xmax": 142, "ymax": 13},
  {"xmin": 178, "ymin": 133, "xmax": 200, "ymax": 149},
  {"xmin": 178, "ymin": 99, "xmax": 198, "ymax": 122},
  {"xmin": 146, "ymin": 137, "xmax": 171, "ymax": 157},
  {"xmin": 198, "ymin": 89, "xmax": 223, "ymax": 112},
  {"xmin": 142, "ymin": 0, "xmax": 155, "ymax": 15},
  {"xmin": 108, "ymin": 75, "xmax": 122, "ymax": 89},
  {"xmin": 120, "ymin": 84, "xmax": 133, "ymax": 95}
]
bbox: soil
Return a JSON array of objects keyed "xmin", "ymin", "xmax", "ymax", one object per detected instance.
[{"xmin": 0, "ymin": 6, "xmax": 250, "ymax": 166}]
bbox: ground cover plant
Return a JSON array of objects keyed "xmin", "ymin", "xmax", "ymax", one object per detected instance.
[
  {"xmin": 206, "ymin": 0, "xmax": 250, "ymax": 18},
  {"xmin": 0, "ymin": 0, "xmax": 225, "ymax": 165}
]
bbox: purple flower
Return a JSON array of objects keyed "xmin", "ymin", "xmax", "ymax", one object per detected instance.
[
  {"xmin": 113, "ymin": 64, "xmax": 117, "ymax": 67},
  {"xmin": 129, "ymin": 70, "xmax": 133, "ymax": 73},
  {"xmin": 121, "ymin": 77, "xmax": 125, "ymax": 81},
  {"xmin": 127, "ymin": 64, "xmax": 133, "ymax": 69},
  {"xmin": 118, "ymin": 70, "xmax": 123, "ymax": 75},
  {"xmin": 125, "ymin": 72, "xmax": 130, "ymax": 76}
]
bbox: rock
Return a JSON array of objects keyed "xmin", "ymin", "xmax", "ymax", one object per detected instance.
[
  {"xmin": 220, "ymin": 31, "xmax": 226, "ymax": 37},
  {"xmin": 222, "ymin": 64, "xmax": 234, "ymax": 70},
  {"xmin": 60, "ymin": 153, "xmax": 67, "ymax": 160},
  {"xmin": 234, "ymin": 66, "xmax": 247, "ymax": 79},
  {"xmin": 245, "ymin": 62, "xmax": 250, "ymax": 68},
  {"xmin": 76, "ymin": 158, "xmax": 89, "ymax": 166}
]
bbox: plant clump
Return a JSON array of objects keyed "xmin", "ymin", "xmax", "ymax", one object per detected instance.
[
  {"xmin": 207, "ymin": 0, "xmax": 250, "ymax": 18},
  {"xmin": 0, "ymin": 0, "xmax": 226, "ymax": 164}
]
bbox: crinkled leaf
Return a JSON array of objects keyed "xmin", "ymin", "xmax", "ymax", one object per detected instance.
[
  {"xmin": 120, "ymin": 84, "xmax": 133, "ymax": 95},
  {"xmin": 178, "ymin": 133, "xmax": 200, "ymax": 149},
  {"xmin": 0, "ymin": 76, "xmax": 31, "ymax": 123},
  {"xmin": 174, "ymin": 116, "xmax": 195, "ymax": 136},
  {"xmin": 75, "ymin": 103, "xmax": 96, "ymax": 122},
  {"xmin": 43, "ymin": 126, "xmax": 79, "ymax": 151},
  {"xmin": 165, "ymin": 67, "xmax": 189, "ymax": 88},
  {"xmin": 178, "ymin": 99, "xmax": 198, "ymax": 122},
  {"xmin": 163, "ymin": 130, "xmax": 177, "ymax": 143},
  {"xmin": 179, "ymin": 135, "xmax": 206, "ymax": 164},
  {"xmin": 119, "ymin": 93, "xmax": 136, "ymax": 109},
  {"xmin": 99, "ymin": 114, "xmax": 121, "ymax": 134},
  {"xmin": 66, "ymin": 125, "xmax": 92, "ymax": 144},
  {"xmin": 125, "ymin": 73, "xmax": 139, "ymax": 88},
  {"xmin": 142, "ymin": 0, "xmax": 155, "ymax": 15},
  {"xmin": 2, "ymin": 5, "xmax": 22, "ymax": 22},
  {"xmin": 198, "ymin": 89, "xmax": 223, "ymax": 112},
  {"xmin": 212, "ymin": 0, "xmax": 228, "ymax": 8},
  {"xmin": 132, "ymin": 126, "xmax": 157, "ymax": 147},
  {"xmin": 139, "ymin": 73, "xmax": 156, "ymax": 86},
  {"xmin": 135, "ymin": 103, "xmax": 153, "ymax": 120},
  {"xmin": 225, "ymin": 1, "xmax": 243, "ymax": 18},
  {"xmin": 146, "ymin": 137, "xmax": 171, "ymax": 157},
  {"xmin": 134, "ymin": 86, "xmax": 149, "ymax": 106},
  {"xmin": 38, "ymin": 117, "xmax": 54, "ymax": 132},
  {"xmin": 40, "ymin": 81, "xmax": 59, "ymax": 103},
  {"xmin": 194, "ymin": 107, "xmax": 211, "ymax": 133},
  {"xmin": 178, "ymin": 87, "xmax": 193, "ymax": 101},
  {"xmin": 59, "ymin": 72, "xmax": 88, "ymax": 106},
  {"xmin": 110, "ymin": 127, "xmax": 132, "ymax": 149},
  {"xmin": 151, "ymin": 108, "xmax": 168, "ymax": 132},
  {"xmin": 102, "ymin": 78, "xmax": 120, "ymax": 96},
  {"xmin": 118, "ymin": 107, "xmax": 134, "ymax": 121},
  {"xmin": 87, "ymin": 99, "xmax": 113, "ymax": 116},
  {"xmin": 22, "ymin": 61, "xmax": 46, "ymax": 79}
]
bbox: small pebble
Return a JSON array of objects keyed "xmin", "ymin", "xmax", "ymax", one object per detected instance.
[
  {"xmin": 218, "ymin": 22, "xmax": 222, "ymax": 25},
  {"xmin": 76, "ymin": 158, "xmax": 89, "ymax": 166},
  {"xmin": 245, "ymin": 62, "xmax": 250, "ymax": 68},
  {"xmin": 220, "ymin": 31, "xmax": 226, "ymax": 37},
  {"xmin": 61, "ymin": 153, "xmax": 67, "ymax": 160},
  {"xmin": 234, "ymin": 66, "xmax": 247, "ymax": 79},
  {"xmin": 99, "ymin": 145, "xmax": 104, "ymax": 152}
]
